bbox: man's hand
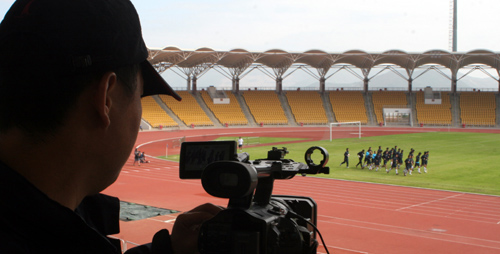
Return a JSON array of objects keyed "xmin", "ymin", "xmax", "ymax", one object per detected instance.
[{"xmin": 171, "ymin": 203, "xmax": 223, "ymax": 254}]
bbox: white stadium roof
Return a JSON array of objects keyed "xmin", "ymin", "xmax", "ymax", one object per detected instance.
[{"xmin": 148, "ymin": 47, "xmax": 500, "ymax": 92}]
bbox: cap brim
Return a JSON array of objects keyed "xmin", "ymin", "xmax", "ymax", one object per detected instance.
[{"xmin": 141, "ymin": 61, "xmax": 181, "ymax": 101}]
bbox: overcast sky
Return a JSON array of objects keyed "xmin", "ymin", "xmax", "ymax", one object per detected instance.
[
  {"xmin": 131, "ymin": 0, "xmax": 499, "ymax": 53},
  {"xmin": 1, "ymin": 0, "xmax": 499, "ymax": 53}
]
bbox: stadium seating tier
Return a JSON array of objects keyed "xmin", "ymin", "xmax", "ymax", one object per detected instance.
[{"xmin": 242, "ymin": 91, "xmax": 288, "ymax": 125}]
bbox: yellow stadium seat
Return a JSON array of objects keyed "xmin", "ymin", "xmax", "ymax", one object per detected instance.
[
  {"xmin": 286, "ymin": 91, "xmax": 328, "ymax": 125},
  {"xmin": 141, "ymin": 96, "xmax": 178, "ymax": 128},
  {"xmin": 460, "ymin": 92, "xmax": 496, "ymax": 126},
  {"xmin": 242, "ymin": 91, "xmax": 288, "ymax": 125},
  {"xmin": 159, "ymin": 91, "xmax": 214, "ymax": 127},
  {"xmin": 329, "ymin": 91, "xmax": 368, "ymax": 124},
  {"xmin": 201, "ymin": 91, "xmax": 248, "ymax": 126}
]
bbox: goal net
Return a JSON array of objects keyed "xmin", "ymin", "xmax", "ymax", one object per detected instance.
[{"xmin": 329, "ymin": 121, "xmax": 362, "ymax": 141}]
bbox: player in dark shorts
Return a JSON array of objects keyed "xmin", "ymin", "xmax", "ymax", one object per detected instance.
[
  {"xmin": 398, "ymin": 149, "xmax": 404, "ymax": 169},
  {"xmin": 409, "ymin": 148, "xmax": 415, "ymax": 170},
  {"xmin": 404, "ymin": 154, "xmax": 414, "ymax": 176},
  {"xmin": 366, "ymin": 150, "xmax": 373, "ymax": 170},
  {"xmin": 140, "ymin": 152, "xmax": 150, "ymax": 164},
  {"xmin": 422, "ymin": 151, "xmax": 429, "ymax": 173},
  {"xmin": 340, "ymin": 148, "xmax": 350, "ymax": 168},
  {"xmin": 382, "ymin": 148, "xmax": 390, "ymax": 169},
  {"xmin": 391, "ymin": 148, "xmax": 399, "ymax": 168},
  {"xmin": 356, "ymin": 149, "xmax": 365, "ymax": 168},
  {"xmin": 414, "ymin": 152, "xmax": 422, "ymax": 174},
  {"xmin": 374, "ymin": 151, "xmax": 382, "ymax": 172},
  {"xmin": 363, "ymin": 147, "xmax": 371, "ymax": 168},
  {"xmin": 388, "ymin": 153, "xmax": 399, "ymax": 174},
  {"xmin": 133, "ymin": 148, "xmax": 141, "ymax": 166}
]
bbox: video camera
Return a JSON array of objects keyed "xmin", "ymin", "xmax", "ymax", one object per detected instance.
[{"xmin": 179, "ymin": 140, "xmax": 330, "ymax": 254}]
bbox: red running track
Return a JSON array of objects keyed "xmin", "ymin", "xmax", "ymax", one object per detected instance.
[{"xmin": 104, "ymin": 127, "xmax": 500, "ymax": 253}]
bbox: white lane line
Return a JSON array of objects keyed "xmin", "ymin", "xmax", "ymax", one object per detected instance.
[{"xmin": 397, "ymin": 193, "xmax": 463, "ymax": 211}]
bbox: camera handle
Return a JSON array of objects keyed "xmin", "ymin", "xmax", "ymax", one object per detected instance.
[
  {"xmin": 227, "ymin": 176, "xmax": 275, "ymax": 209},
  {"xmin": 254, "ymin": 177, "xmax": 274, "ymax": 207}
]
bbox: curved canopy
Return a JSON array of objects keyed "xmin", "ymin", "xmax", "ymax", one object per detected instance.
[
  {"xmin": 148, "ymin": 47, "xmax": 500, "ymax": 92},
  {"xmin": 149, "ymin": 47, "xmax": 500, "ymax": 73}
]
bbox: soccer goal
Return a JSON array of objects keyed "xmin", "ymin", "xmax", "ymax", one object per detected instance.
[{"xmin": 329, "ymin": 121, "xmax": 362, "ymax": 141}]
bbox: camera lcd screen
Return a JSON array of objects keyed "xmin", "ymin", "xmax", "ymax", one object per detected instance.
[{"xmin": 179, "ymin": 141, "xmax": 237, "ymax": 179}]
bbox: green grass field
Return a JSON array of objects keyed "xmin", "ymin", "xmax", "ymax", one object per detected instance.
[{"xmin": 161, "ymin": 132, "xmax": 500, "ymax": 196}]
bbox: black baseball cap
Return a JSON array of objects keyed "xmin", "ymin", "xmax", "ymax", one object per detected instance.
[{"xmin": 0, "ymin": 0, "xmax": 181, "ymax": 100}]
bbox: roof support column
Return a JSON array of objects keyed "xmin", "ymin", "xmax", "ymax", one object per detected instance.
[
  {"xmin": 497, "ymin": 69, "xmax": 500, "ymax": 93},
  {"xmin": 232, "ymin": 77, "xmax": 240, "ymax": 93},
  {"xmin": 276, "ymin": 77, "xmax": 283, "ymax": 94},
  {"xmin": 451, "ymin": 72, "xmax": 457, "ymax": 94},
  {"xmin": 408, "ymin": 78, "xmax": 413, "ymax": 93},
  {"xmin": 192, "ymin": 76, "xmax": 198, "ymax": 94},
  {"xmin": 363, "ymin": 77, "xmax": 369, "ymax": 93},
  {"xmin": 186, "ymin": 76, "xmax": 191, "ymax": 92},
  {"xmin": 319, "ymin": 77, "xmax": 326, "ymax": 93}
]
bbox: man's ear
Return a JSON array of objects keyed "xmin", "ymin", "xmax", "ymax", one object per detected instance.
[{"xmin": 95, "ymin": 72, "xmax": 118, "ymax": 128}]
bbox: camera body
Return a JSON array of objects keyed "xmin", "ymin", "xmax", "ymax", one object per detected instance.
[{"xmin": 179, "ymin": 141, "xmax": 329, "ymax": 254}]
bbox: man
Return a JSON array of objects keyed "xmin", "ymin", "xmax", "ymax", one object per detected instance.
[
  {"xmin": 238, "ymin": 136, "xmax": 244, "ymax": 152},
  {"xmin": 0, "ymin": 0, "xmax": 220, "ymax": 253},
  {"xmin": 388, "ymin": 153, "xmax": 399, "ymax": 175},
  {"xmin": 140, "ymin": 152, "xmax": 150, "ymax": 164},
  {"xmin": 373, "ymin": 150, "xmax": 382, "ymax": 172},
  {"xmin": 339, "ymin": 148, "xmax": 349, "ymax": 168},
  {"xmin": 422, "ymin": 151, "xmax": 429, "ymax": 173},
  {"xmin": 365, "ymin": 150, "xmax": 373, "ymax": 170},
  {"xmin": 399, "ymin": 149, "xmax": 404, "ymax": 169},
  {"xmin": 414, "ymin": 152, "xmax": 422, "ymax": 174},
  {"xmin": 409, "ymin": 148, "xmax": 415, "ymax": 170},
  {"xmin": 382, "ymin": 147, "xmax": 390, "ymax": 170},
  {"xmin": 363, "ymin": 147, "xmax": 372, "ymax": 168},
  {"xmin": 133, "ymin": 148, "xmax": 141, "ymax": 166},
  {"xmin": 404, "ymin": 154, "xmax": 414, "ymax": 176},
  {"xmin": 356, "ymin": 149, "xmax": 364, "ymax": 168}
]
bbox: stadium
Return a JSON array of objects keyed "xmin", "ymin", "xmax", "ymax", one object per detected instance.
[
  {"xmin": 2, "ymin": 0, "xmax": 500, "ymax": 253},
  {"xmin": 103, "ymin": 47, "xmax": 500, "ymax": 253}
]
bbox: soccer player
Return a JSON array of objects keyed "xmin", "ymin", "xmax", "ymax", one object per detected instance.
[
  {"xmin": 404, "ymin": 154, "xmax": 414, "ymax": 176},
  {"xmin": 414, "ymin": 152, "xmax": 422, "ymax": 174},
  {"xmin": 383, "ymin": 148, "xmax": 390, "ymax": 170},
  {"xmin": 140, "ymin": 152, "xmax": 150, "ymax": 164},
  {"xmin": 364, "ymin": 147, "xmax": 372, "ymax": 168},
  {"xmin": 340, "ymin": 148, "xmax": 350, "ymax": 168},
  {"xmin": 366, "ymin": 150, "xmax": 373, "ymax": 170},
  {"xmin": 238, "ymin": 136, "xmax": 244, "ymax": 152},
  {"xmin": 388, "ymin": 153, "xmax": 399, "ymax": 174},
  {"xmin": 409, "ymin": 148, "xmax": 415, "ymax": 170},
  {"xmin": 374, "ymin": 151, "xmax": 382, "ymax": 172},
  {"xmin": 398, "ymin": 149, "xmax": 404, "ymax": 170},
  {"xmin": 422, "ymin": 151, "xmax": 429, "ymax": 173},
  {"xmin": 133, "ymin": 148, "xmax": 141, "ymax": 166},
  {"xmin": 356, "ymin": 149, "xmax": 365, "ymax": 168}
]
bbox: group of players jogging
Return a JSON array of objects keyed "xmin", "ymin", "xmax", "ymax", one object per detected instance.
[{"xmin": 340, "ymin": 146, "xmax": 429, "ymax": 176}]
